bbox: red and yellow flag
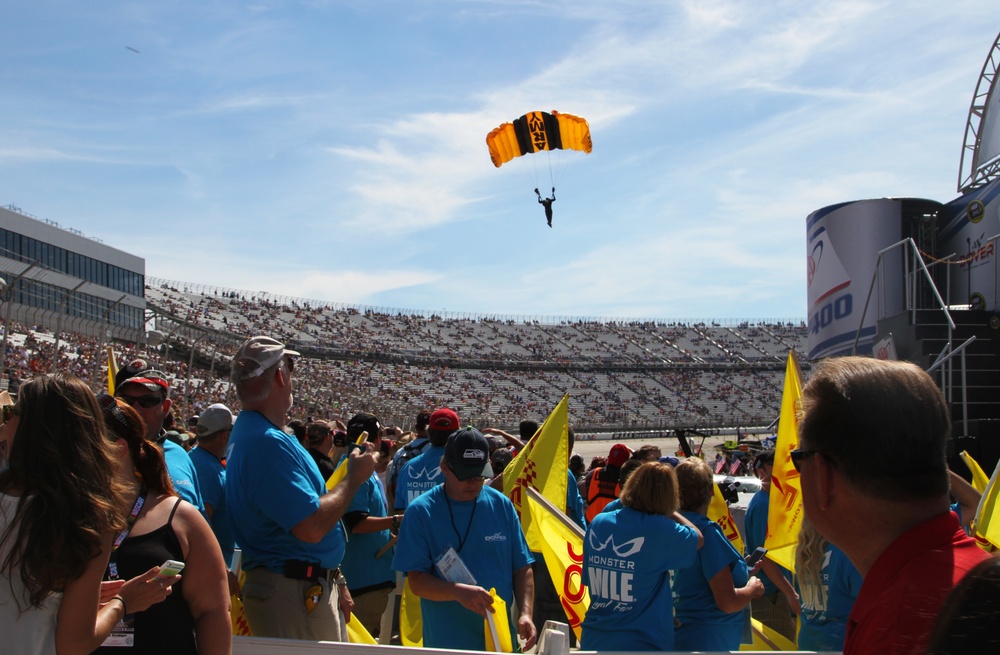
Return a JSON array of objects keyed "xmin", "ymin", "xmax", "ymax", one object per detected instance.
[
  {"xmin": 764, "ymin": 351, "xmax": 804, "ymax": 572},
  {"xmin": 524, "ymin": 487, "xmax": 589, "ymax": 640},
  {"xmin": 502, "ymin": 395, "xmax": 569, "ymax": 553},
  {"xmin": 707, "ymin": 483, "xmax": 745, "ymax": 555}
]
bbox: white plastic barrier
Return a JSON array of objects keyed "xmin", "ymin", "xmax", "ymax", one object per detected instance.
[{"xmin": 231, "ymin": 634, "xmax": 838, "ymax": 655}]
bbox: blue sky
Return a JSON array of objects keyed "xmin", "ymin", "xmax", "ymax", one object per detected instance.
[{"xmin": 3, "ymin": 1, "xmax": 1000, "ymax": 321}]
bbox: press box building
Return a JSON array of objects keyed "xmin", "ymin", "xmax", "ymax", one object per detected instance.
[{"xmin": 0, "ymin": 204, "xmax": 145, "ymax": 341}]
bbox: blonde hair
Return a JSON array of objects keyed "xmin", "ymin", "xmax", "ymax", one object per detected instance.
[
  {"xmin": 795, "ymin": 514, "xmax": 828, "ymax": 612},
  {"xmin": 620, "ymin": 462, "xmax": 679, "ymax": 516}
]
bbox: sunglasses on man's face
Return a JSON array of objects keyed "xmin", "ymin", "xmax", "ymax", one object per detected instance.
[{"xmin": 116, "ymin": 394, "xmax": 163, "ymax": 409}]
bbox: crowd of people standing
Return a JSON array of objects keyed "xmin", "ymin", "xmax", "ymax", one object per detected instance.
[{"xmin": 2, "ymin": 334, "xmax": 999, "ymax": 654}]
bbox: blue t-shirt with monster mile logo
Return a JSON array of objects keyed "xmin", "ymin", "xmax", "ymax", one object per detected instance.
[
  {"xmin": 394, "ymin": 445, "xmax": 446, "ymax": 510},
  {"xmin": 581, "ymin": 506, "xmax": 700, "ymax": 652}
]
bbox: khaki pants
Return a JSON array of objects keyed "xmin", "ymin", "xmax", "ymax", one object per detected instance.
[
  {"xmin": 351, "ymin": 586, "xmax": 393, "ymax": 638},
  {"xmin": 750, "ymin": 591, "xmax": 797, "ymax": 643},
  {"xmin": 242, "ymin": 567, "xmax": 346, "ymax": 641}
]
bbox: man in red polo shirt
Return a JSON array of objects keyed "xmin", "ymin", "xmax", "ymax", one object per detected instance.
[{"xmin": 795, "ymin": 357, "xmax": 989, "ymax": 655}]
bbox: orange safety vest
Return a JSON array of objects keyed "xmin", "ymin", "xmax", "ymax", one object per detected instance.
[{"xmin": 585, "ymin": 467, "xmax": 621, "ymax": 523}]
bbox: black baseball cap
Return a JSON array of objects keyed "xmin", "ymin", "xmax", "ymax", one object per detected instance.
[
  {"xmin": 347, "ymin": 413, "xmax": 381, "ymax": 443},
  {"xmin": 444, "ymin": 428, "xmax": 493, "ymax": 481}
]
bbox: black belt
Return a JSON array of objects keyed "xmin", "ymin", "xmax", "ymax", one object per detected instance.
[{"xmin": 283, "ymin": 560, "xmax": 340, "ymax": 582}]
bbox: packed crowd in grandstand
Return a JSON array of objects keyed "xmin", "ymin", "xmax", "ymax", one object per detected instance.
[{"xmin": 1, "ymin": 279, "xmax": 807, "ymax": 433}]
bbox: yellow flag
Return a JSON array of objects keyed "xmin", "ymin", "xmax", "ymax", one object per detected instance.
[
  {"xmin": 740, "ymin": 617, "xmax": 797, "ymax": 651},
  {"xmin": 973, "ymin": 456, "xmax": 1000, "ymax": 552},
  {"xmin": 230, "ymin": 570, "xmax": 252, "ymax": 636},
  {"xmin": 961, "ymin": 451, "xmax": 991, "ymax": 493},
  {"xmin": 707, "ymin": 483, "xmax": 745, "ymax": 555},
  {"xmin": 525, "ymin": 487, "xmax": 589, "ymax": 641},
  {"xmin": 399, "ymin": 576, "xmax": 424, "ymax": 647},
  {"xmin": 326, "ymin": 431, "xmax": 368, "ymax": 491},
  {"xmin": 106, "ymin": 346, "xmax": 119, "ymax": 396},
  {"xmin": 346, "ymin": 612, "xmax": 377, "ymax": 644},
  {"xmin": 502, "ymin": 395, "xmax": 569, "ymax": 552},
  {"xmin": 484, "ymin": 588, "xmax": 513, "ymax": 652},
  {"xmin": 765, "ymin": 351, "xmax": 804, "ymax": 573}
]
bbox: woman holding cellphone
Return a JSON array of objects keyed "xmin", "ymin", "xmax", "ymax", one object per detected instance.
[
  {"xmin": 673, "ymin": 457, "xmax": 765, "ymax": 651},
  {"xmin": 92, "ymin": 394, "xmax": 231, "ymax": 655}
]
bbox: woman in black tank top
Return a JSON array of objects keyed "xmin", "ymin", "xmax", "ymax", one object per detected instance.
[{"xmin": 93, "ymin": 396, "xmax": 231, "ymax": 655}]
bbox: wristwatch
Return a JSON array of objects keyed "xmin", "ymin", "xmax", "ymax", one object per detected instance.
[{"xmin": 391, "ymin": 515, "xmax": 401, "ymax": 532}]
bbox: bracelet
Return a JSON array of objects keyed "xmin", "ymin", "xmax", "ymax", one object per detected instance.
[
  {"xmin": 111, "ymin": 594, "xmax": 128, "ymax": 616},
  {"xmin": 391, "ymin": 515, "xmax": 400, "ymax": 532},
  {"xmin": 335, "ymin": 574, "xmax": 348, "ymax": 586}
]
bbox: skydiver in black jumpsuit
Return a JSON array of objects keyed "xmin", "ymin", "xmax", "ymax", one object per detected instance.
[{"xmin": 535, "ymin": 187, "xmax": 555, "ymax": 227}]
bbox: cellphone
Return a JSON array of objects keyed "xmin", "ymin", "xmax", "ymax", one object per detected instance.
[
  {"xmin": 746, "ymin": 547, "xmax": 768, "ymax": 568},
  {"xmin": 155, "ymin": 559, "xmax": 185, "ymax": 579}
]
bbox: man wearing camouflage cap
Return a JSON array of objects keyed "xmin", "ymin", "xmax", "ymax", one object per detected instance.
[{"xmin": 225, "ymin": 336, "xmax": 378, "ymax": 641}]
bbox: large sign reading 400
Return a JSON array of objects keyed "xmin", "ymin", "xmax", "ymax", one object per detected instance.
[
  {"xmin": 809, "ymin": 295, "xmax": 853, "ymax": 336},
  {"xmin": 806, "ymin": 200, "xmax": 907, "ymax": 360}
]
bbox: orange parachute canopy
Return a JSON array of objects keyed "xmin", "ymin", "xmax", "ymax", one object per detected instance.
[{"xmin": 486, "ymin": 111, "xmax": 592, "ymax": 168}]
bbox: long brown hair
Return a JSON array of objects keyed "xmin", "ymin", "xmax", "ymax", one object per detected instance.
[
  {"xmin": 99, "ymin": 394, "xmax": 175, "ymax": 495},
  {"xmin": 0, "ymin": 375, "xmax": 127, "ymax": 608}
]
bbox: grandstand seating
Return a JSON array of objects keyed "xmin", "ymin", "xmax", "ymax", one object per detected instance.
[{"xmin": 1, "ymin": 281, "xmax": 808, "ymax": 433}]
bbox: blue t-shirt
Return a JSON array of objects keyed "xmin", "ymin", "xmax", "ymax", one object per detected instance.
[
  {"xmin": 394, "ymin": 445, "xmax": 446, "ymax": 510},
  {"xmin": 391, "ymin": 485, "xmax": 533, "ymax": 650},
  {"xmin": 225, "ymin": 411, "xmax": 346, "ymax": 571},
  {"xmin": 566, "ymin": 469, "xmax": 587, "ymax": 530},
  {"xmin": 189, "ymin": 446, "xmax": 235, "ymax": 566},
  {"xmin": 340, "ymin": 467, "xmax": 394, "ymax": 591},
  {"xmin": 601, "ymin": 498, "xmax": 622, "ymax": 513},
  {"xmin": 674, "ymin": 511, "xmax": 750, "ymax": 651},
  {"xmin": 162, "ymin": 439, "xmax": 204, "ymax": 514},
  {"xmin": 797, "ymin": 543, "xmax": 863, "ymax": 651},
  {"xmin": 581, "ymin": 507, "xmax": 700, "ymax": 652},
  {"xmin": 744, "ymin": 489, "xmax": 790, "ymax": 596}
]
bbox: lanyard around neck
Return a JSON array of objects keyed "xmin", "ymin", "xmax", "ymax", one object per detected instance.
[
  {"xmin": 444, "ymin": 489, "xmax": 478, "ymax": 553},
  {"xmin": 108, "ymin": 486, "xmax": 147, "ymax": 580}
]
